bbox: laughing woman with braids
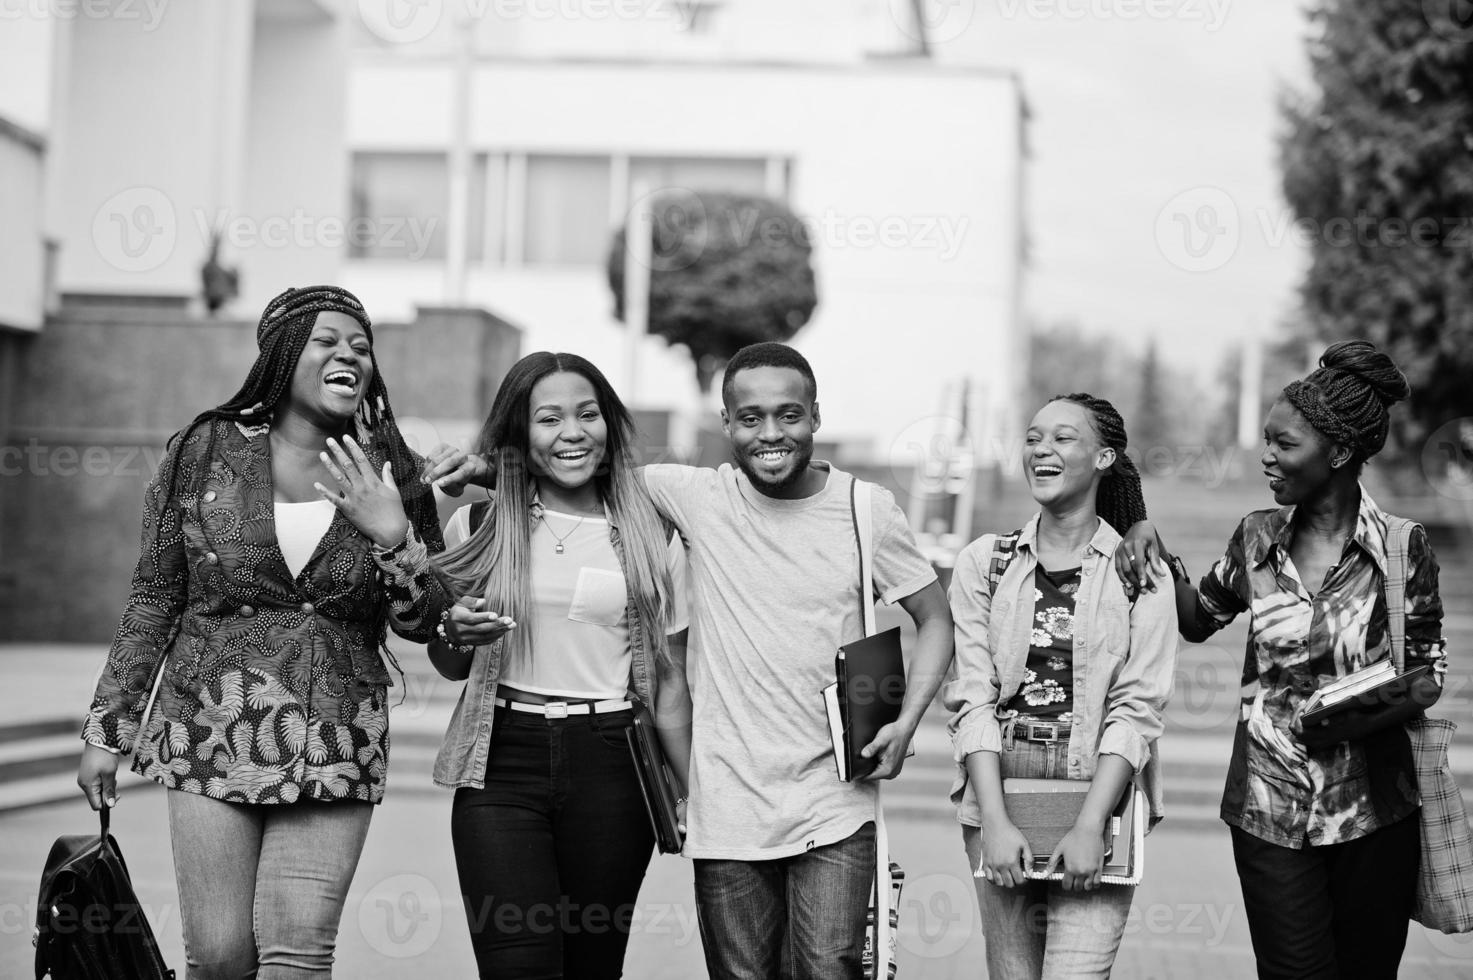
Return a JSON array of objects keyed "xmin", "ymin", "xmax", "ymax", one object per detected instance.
[
  {"xmin": 1115, "ymin": 341, "xmax": 1445, "ymax": 980},
  {"xmin": 945, "ymin": 394, "xmax": 1177, "ymax": 979},
  {"xmin": 76, "ymin": 286, "xmax": 471, "ymax": 979}
]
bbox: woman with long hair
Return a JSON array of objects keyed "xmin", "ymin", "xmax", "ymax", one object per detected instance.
[
  {"xmin": 428, "ymin": 351, "xmax": 688, "ymax": 978},
  {"xmin": 77, "ymin": 285, "xmax": 467, "ymax": 978},
  {"xmin": 945, "ymin": 393, "xmax": 1178, "ymax": 979},
  {"xmin": 1115, "ymin": 341, "xmax": 1445, "ymax": 979}
]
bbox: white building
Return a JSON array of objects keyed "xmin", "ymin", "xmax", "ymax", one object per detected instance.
[
  {"xmin": 344, "ymin": 0, "xmax": 1028, "ymax": 460},
  {"xmin": 1, "ymin": 0, "xmax": 1026, "ymax": 464}
]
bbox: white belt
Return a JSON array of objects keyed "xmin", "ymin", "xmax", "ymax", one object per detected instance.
[{"xmin": 493, "ymin": 697, "xmax": 633, "ymax": 719}]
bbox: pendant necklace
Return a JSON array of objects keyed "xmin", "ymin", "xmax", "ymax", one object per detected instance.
[{"xmin": 542, "ymin": 512, "xmax": 585, "ymax": 555}]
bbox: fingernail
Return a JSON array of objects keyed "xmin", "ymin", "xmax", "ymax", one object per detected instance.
[{"xmin": 107, "ymin": 797, "xmax": 118, "ymax": 807}]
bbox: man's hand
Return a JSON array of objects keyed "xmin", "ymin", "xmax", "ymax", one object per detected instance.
[{"xmin": 859, "ymin": 720, "xmax": 916, "ymax": 781}]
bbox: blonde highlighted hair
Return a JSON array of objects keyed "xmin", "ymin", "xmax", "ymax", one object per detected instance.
[{"xmin": 434, "ymin": 353, "xmax": 676, "ymax": 669}]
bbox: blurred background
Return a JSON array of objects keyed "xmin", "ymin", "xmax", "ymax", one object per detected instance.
[{"xmin": 2, "ymin": 1, "xmax": 1472, "ymax": 976}]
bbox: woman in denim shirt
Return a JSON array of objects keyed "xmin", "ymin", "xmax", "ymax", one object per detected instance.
[
  {"xmin": 945, "ymin": 393, "xmax": 1178, "ymax": 980},
  {"xmin": 76, "ymin": 286, "xmax": 464, "ymax": 978},
  {"xmin": 1116, "ymin": 342, "xmax": 1445, "ymax": 980},
  {"xmin": 427, "ymin": 352, "xmax": 688, "ymax": 979}
]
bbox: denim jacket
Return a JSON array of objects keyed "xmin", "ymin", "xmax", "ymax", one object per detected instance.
[
  {"xmin": 432, "ymin": 501, "xmax": 663, "ymax": 789},
  {"xmin": 943, "ymin": 515, "xmax": 1178, "ymax": 827}
]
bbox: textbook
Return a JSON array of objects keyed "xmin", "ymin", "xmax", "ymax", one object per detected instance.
[
  {"xmin": 989, "ymin": 778, "xmax": 1146, "ymax": 886},
  {"xmin": 822, "ymin": 626, "xmax": 906, "ymax": 782},
  {"xmin": 1300, "ymin": 662, "xmax": 1432, "ymax": 731},
  {"xmin": 624, "ymin": 701, "xmax": 684, "ymax": 854}
]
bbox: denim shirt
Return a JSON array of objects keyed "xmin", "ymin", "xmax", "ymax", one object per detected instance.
[
  {"xmin": 432, "ymin": 502, "xmax": 661, "ymax": 789},
  {"xmin": 943, "ymin": 515, "xmax": 1178, "ymax": 827}
]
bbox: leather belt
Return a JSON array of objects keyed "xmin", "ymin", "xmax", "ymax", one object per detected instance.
[{"xmin": 493, "ymin": 697, "xmax": 633, "ymax": 719}]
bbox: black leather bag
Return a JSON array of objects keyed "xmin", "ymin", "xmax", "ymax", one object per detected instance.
[{"xmin": 33, "ymin": 806, "xmax": 175, "ymax": 980}]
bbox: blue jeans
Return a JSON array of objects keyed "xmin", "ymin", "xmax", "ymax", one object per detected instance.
[
  {"xmin": 694, "ymin": 822, "xmax": 876, "ymax": 980},
  {"xmin": 962, "ymin": 740, "xmax": 1135, "ymax": 980},
  {"xmin": 167, "ymin": 789, "xmax": 374, "ymax": 980},
  {"xmin": 451, "ymin": 705, "xmax": 655, "ymax": 979}
]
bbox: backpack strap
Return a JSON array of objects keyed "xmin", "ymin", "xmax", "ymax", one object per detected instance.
[{"xmin": 986, "ymin": 530, "xmax": 1023, "ymax": 597}]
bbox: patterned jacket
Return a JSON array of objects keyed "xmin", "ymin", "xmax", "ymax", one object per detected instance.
[
  {"xmin": 83, "ymin": 419, "xmax": 450, "ymax": 804},
  {"xmin": 1196, "ymin": 487, "xmax": 1446, "ymax": 847}
]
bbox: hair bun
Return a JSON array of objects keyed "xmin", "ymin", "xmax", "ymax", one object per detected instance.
[{"xmin": 1319, "ymin": 340, "xmax": 1410, "ymax": 406}]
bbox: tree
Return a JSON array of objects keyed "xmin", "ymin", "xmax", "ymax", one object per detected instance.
[
  {"xmin": 1134, "ymin": 339, "xmax": 1168, "ymax": 453},
  {"xmin": 608, "ymin": 190, "xmax": 818, "ymax": 393},
  {"xmin": 1280, "ymin": 0, "xmax": 1473, "ymax": 456}
]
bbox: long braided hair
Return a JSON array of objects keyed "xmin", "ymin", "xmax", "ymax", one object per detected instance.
[
  {"xmin": 158, "ymin": 285, "xmax": 441, "ymax": 553},
  {"xmin": 1281, "ymin": 340, "xmax": 1411, "ymax": 465},
  {"xmin": 1048, "ymin": 393, "xmax": 1149, "ymax": 535}
]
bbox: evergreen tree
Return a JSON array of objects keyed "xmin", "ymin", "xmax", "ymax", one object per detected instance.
[{"xmin": 1280, "ymin": 0, "xmax": 1473, "ymax": 454}]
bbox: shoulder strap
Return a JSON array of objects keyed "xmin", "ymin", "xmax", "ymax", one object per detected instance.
[
  {"xmin": 986, "ymin": 529, "xmax": 1024, "ymax": 597},
  {"xmin": 850, "ymin": 478, "xmax": 877, "ymax": 636},
  {"xmin": 1383, "ymin": 517, "xmax": 1417, "ymax": 673}
]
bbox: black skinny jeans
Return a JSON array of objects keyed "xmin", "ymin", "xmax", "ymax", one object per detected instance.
[{"xmin": 451, "ymin": 705, "xmax": 656, "ymax": 979}]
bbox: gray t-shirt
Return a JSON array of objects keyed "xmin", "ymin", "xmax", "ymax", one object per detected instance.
[{"xmin": 644, "ymin": 462, "xmax": 937, "ymax": 860}]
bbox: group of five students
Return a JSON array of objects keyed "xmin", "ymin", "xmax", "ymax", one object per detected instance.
[{"xmin": 78, "ymin": 285, "xmax": 1443, "ymax": 980}]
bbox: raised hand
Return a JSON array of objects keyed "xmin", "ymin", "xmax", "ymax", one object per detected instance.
[{"xmin": 316, "ymin": 435, "xmax": 410, "ymax": 549}]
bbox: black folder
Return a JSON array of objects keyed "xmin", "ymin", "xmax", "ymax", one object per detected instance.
[
  {"xmin": 624, "ymin": 700, "xmax": 683, "ymax": 853},
  {"xmin": 823, "ymin": 626, "xmax": 906, "ymax": 782}
]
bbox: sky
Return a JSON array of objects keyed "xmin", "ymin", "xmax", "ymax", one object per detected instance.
[{"xmin": 925, "ymin": 1, "xmax": 1317, "ymax": 381}]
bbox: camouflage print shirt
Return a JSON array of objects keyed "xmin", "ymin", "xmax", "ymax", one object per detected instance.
[{"xmin": 1195, "ymin": 487, "xmax": 1445, "ymax": 848}]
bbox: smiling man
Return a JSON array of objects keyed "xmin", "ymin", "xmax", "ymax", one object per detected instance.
[{"xmin": 641, "ymin": 342, "xmax": 953, "ymax": 980}]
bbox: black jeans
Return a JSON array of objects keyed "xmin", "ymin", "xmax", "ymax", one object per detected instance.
[
  {"xmin": 1230, "ymin": 814, "xmax": 1419, "ymax": 980},
  {"xmin": 451, "ymin": 705, "xmax": 655, "ymax": 979}
]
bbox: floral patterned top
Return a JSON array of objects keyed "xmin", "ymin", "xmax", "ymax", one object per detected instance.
[
  {"xmin": 83, "ymin": 419, "xmax": 450, "ymax": 805},
  {"xmin": 1195, "ymin": 487, "xmax": 1445, "ymax": 848},
  {"xmin": 1004, "ymin": 565, "xmax": 1080, "ymax": 719}
]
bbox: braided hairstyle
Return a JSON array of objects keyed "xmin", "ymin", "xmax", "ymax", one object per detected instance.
[
  {"xmin": 1281, "ymin": 340, "xmax": 1411, "ymax": 465},
  {"xmin": 1048, "ymin": 393, "xmax": 1149, "ymax": 535},
  {"xmin": 159, "ymin": 285, "xmax": 442, "ymax": 552}
]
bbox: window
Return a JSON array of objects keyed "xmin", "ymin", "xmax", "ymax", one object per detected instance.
[
  {"xmin": 522, "ymin": 154, "xmax": 612, "ymax": 266},
  {"xmin": 349, "ymin": 153, "xmax": 447, "ymax": 260},
  {"xmin": 629, "ymin": 156, "xmax": 769, "ymax": 197}
]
